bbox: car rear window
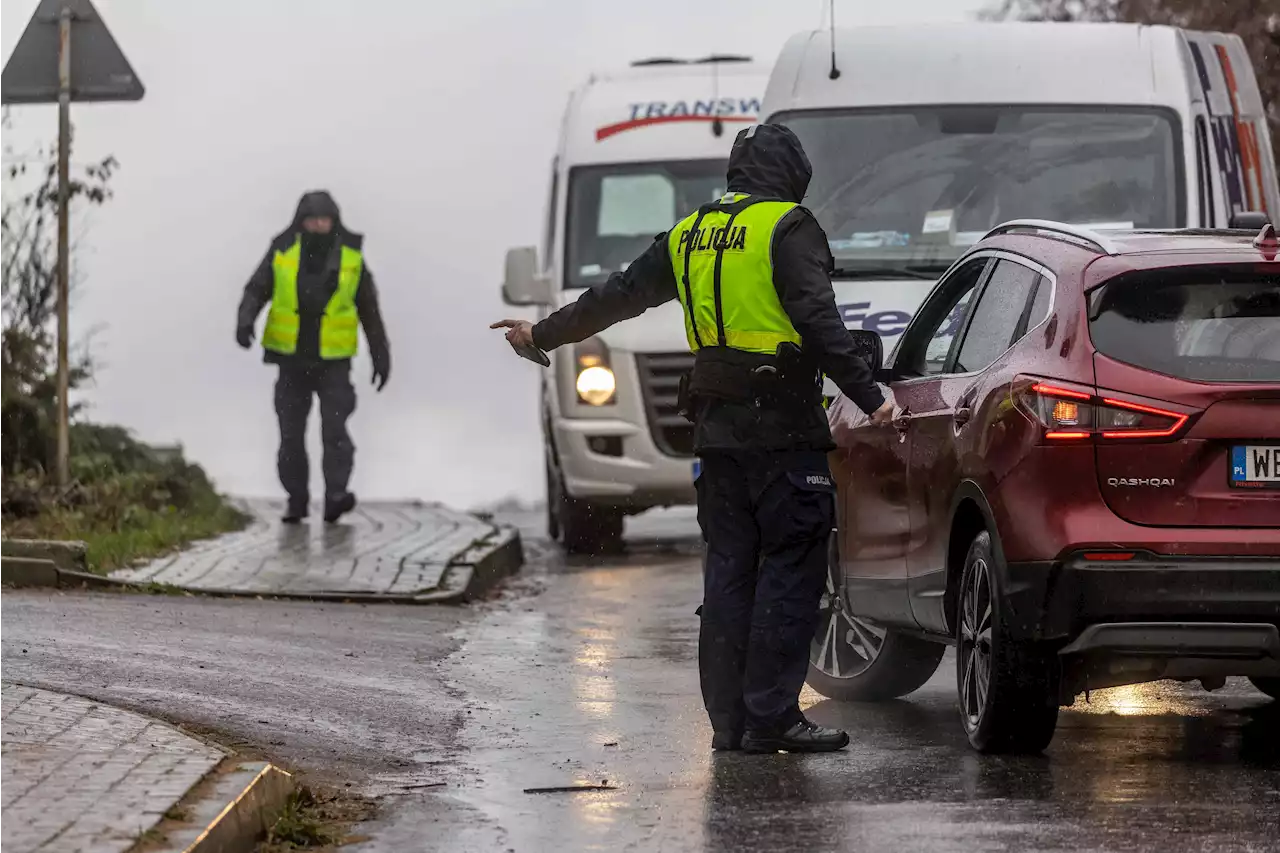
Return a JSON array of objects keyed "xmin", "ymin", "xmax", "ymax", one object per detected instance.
[{"xmin": 1088, "ymin": 266, "xmax": 1280, "ymax": 382}]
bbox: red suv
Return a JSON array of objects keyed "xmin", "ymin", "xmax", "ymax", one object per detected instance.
[{"xmin": 810, "ymin": 220, "xmax": 1280, "ymax": 754}]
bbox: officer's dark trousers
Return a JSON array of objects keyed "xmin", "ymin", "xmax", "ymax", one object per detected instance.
[
  {"xmin": 696, "ymin": 449, "xmax": 834, "ymax": 735},
  {"xmin": 274, "ymin": 361, "xmax": 356, "ymax": 510}
]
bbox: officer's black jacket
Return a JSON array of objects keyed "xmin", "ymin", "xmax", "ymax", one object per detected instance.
[
  {"xmin": 532, "ymin": 124, "xmax": 886, "ymax": 453},
  {"xmin": 237, "ymin": 190, "xmax": 391, "ymax": 376}
]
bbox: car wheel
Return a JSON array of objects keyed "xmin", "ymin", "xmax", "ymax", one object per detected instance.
[
  {"xmin": 957, "ymin": 530, "xmax": 1059, "ymax": 754},
  {"xmin": 1249, "ymin": 677, "xmax": 1280, "ymax": 700},
  {"xmin": 807, "ymin": 533, "xmax": 945, "ymax": 702}
]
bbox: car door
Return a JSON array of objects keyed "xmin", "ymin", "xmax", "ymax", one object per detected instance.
[
  {"xmin": 905, "ymin": 255, "xmax": 1052, "ymax": 634},
  {"xmin": 833, "ymin": 256, "xmax": 992, "ymax": 628}
]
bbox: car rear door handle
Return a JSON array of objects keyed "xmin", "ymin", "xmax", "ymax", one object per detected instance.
[
  {"xmin": 954, "ymin": 406, "xmax": 972, "ymax": 427},
  {"xmin": 893, "ymin": 407, "xmax": 911, "ymax": 433}
]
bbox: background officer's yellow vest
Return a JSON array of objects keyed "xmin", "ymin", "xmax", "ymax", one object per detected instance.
[
  {"xmin": 667, "ymin": 193, "xmax": 802, "ymax": 354},
  {"xmin": 262, "ymin": 239, "xmax": 362, "ymax": 359}
]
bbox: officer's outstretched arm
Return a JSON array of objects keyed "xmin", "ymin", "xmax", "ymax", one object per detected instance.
[
  {"xmin": 530, "ymin": 235, "xmax": 678, "ymax": 352},
  {"xmin": 771, "ymin": 212, "xmax": 886, "ymax": 416}
]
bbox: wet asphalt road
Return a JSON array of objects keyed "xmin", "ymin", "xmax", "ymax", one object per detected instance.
[{"xmin": 3, "ymin": 509, "xmax": 1279, "ymax": 852}]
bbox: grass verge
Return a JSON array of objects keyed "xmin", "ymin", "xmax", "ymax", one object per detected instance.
[{"xmin": 2, "ymin": 423, "xmax": 249, "ymax": 575}]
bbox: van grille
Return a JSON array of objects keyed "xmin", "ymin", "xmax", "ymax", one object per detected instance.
[{"xmin": 635, "ymin": 352, "xmax": 695, "ymax": 457}]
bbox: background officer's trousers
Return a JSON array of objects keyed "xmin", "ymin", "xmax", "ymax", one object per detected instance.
[
  {"xmin": 695, "ymin": 449, "xmax": 834, "ymax": 735},
  {"xmin": 274, "ymin": 361, "xmax": 356, "ymax": 511}
]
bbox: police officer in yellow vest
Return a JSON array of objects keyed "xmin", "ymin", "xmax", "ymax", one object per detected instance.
[
  {"xmin": 493, "ymin": 125, "xmax": 893, "ymax": 754},
  {"xmin": 237, "ymin": 191, "xmax": 391, "ymax": 524}
]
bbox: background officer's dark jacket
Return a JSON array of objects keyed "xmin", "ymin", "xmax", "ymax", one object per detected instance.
[
  {"xmin": 533, "ymin": 125, "xmax": 885, "ymax": 453},
  {"xmin": 237, "ymin": 190, "xmax": 391, "ymax": 377}
]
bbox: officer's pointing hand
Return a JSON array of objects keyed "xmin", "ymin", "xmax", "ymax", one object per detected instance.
[
  {"xmin": 236, "ymin": 325, "xmax": 254, "ymax": 350},
  {"xmin": 869, "ymin": 399, "xmax": 895, "ymax": 427},
  {"xmin": 490, "ymin": 319, "xmax": 535, "ymax": 351}
]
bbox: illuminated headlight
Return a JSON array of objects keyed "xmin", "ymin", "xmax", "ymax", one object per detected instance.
[{"xmin": 575, "ymin": 338, "xmax": 616, "ymax": 406}]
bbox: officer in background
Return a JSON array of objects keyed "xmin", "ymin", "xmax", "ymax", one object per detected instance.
[
  {"xmin": 493, "ymin": 125, "xmax": 893, "ymax": 754},
  {"xmin": 237, "ymin": 190, "xmax": 391, "ymax": 524}
]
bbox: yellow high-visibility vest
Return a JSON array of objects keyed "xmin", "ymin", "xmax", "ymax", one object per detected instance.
[
  {"xmin": 262, "ymin": 238, "xmax": 362, "ymax": 359},
  {"xmin": 667, "ymin": 192, "xmax": 802, "ymax": 354}
]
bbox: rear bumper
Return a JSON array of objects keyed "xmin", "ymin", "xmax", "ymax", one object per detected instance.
[{"xmin": 1004, "ymin": 552, "xmax": 1280, "ymax": 642}]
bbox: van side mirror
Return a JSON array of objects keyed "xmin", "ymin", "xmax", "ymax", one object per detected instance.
[
  {"xmin": 501, "ymin": 246, "xmax": 552, "ymax": 306},
  {"xmin": 1229, "ymin": 211, "xmax": 1271, "ymax": 230},
  {"xmin": 849, "ymin": 329, "xmax": 884, "ymax": 374}
]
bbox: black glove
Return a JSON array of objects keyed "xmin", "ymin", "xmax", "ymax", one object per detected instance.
[
  {"xmin": 371, "ymin": 354, "xmax": 390, "ymax": 391},
  {"xmin": 236, "ymin": 324, "xmax": 254, "ymax": 349}
]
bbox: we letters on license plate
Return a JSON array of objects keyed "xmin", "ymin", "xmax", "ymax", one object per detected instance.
[{"xmin": 1230, "ymin": 445, "xmax": 1280, "ymax": 489}]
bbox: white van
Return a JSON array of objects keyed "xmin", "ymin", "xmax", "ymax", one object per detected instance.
[
  {"xmin": 502, "ymin": 56, "xmax": 771, "ymax": 552},
  {"xmin": 760, "ymin": 22, "xmax": 1279, "ymax": 367}
]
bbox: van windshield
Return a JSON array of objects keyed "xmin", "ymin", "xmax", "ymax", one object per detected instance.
[
  {"xmin": 565, "ymin": 160, "xmax": 727, "ymax": 289},
  {"xmin": 778, "ymin": 107, "xmax": 1182, "ymax": 274}
]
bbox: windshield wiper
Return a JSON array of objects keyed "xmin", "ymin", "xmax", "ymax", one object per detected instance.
[{"xmin": 831, "ymin": 265, "xmax": 940, "ymax": 281}]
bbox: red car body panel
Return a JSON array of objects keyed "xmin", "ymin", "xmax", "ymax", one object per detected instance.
[{"xmin": 830, "ymin": 227, "xmax": 1280, "ymax": 639}]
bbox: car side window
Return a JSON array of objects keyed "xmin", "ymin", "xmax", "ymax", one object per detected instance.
[
  {"xmin": 953, "ymin": 260, "xmax": 1042, "ymax": 374},
  {"xmin": 895, "ymin": 257, "xmax": 990, "ymax": 377}
]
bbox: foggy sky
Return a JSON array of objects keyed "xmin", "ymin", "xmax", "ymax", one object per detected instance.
[{"xmin": 1, "ymin": 0, "xmax": 984, "ymax": 509}]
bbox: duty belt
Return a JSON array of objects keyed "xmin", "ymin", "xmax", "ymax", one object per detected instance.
[{"xmin": 684, "ymin": 346, "xmax": 822, "ymax": 408}]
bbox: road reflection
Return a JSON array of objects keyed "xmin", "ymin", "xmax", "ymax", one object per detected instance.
[{"xmin": 453, "ymin": 512, "xmax": 1280, "ymax": 853}]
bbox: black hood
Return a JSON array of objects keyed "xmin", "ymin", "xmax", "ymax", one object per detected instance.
[
  {"xmin": 291, "ymin": 190, "xmax": 343, "ymax": 231},
  {"xmin": 273, "ymin": 190, "xmax": 361, "ymax": 253},
  {"xmin": 725, "ymin": 124, "xmax": 812, "ymax": 203}
]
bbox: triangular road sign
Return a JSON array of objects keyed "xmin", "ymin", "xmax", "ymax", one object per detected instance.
[{"xmin": 2, "ymin": 0, "xmax": 144, "ymax": 105}]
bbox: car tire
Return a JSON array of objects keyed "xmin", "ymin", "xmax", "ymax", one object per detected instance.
[
  {"xmin": 545, "ymin": 452, "xmax": 562, "ymax": 542},
  {"xmin": 956, "ymin": 530, "xmax": 1059, "ymax": 754},
  {"xmin": 1249, "ymin": 677, "xmax": 1280, "ymax": 700},
  {"xmin": 808, "ymin": 533, "xmax": 946, "ymax": 701}
]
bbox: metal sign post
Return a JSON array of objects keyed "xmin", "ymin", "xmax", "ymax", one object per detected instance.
[
  {"xmin": 3, "ymin": 0, "xmax": 144, "ymax": 487},
  {"xmin": 55, "ymin": 7, "xmax": 72, "ymax": 488}
]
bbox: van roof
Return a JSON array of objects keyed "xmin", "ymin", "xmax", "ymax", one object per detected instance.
[
  {"xmin": 763, "ymin": 22, "xmax": 1194, "ymax": 117},
  {"xmin": 558, "ymin": 59, "xmax": 771, "ymax": 167}
]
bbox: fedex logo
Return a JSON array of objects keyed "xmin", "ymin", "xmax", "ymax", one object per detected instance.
[
  {"xmin": 839, "ymin": 301, "xmax": 914, "ymax": 338},
  {"xmin": 596, "ymin": 97, "xmax": 761, "ymax": 141}
]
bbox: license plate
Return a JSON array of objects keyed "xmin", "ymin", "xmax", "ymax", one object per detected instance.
[
  {"xmin": 1230, "ymin": 445, "xmax": 1280, "ymax": 489},
  {"xmin": 693, "ymin": 458, "xmax": 702, "ymax": 481}
]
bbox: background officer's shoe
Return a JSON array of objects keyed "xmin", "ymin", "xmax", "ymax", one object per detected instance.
[
  {"xmin": 282, "ymin": 499, "xmax": 309, "ymax": 525},
  {"xmin": 742, "ymin": 718, "xmax": 850, "ymax": 754},
  {"xmin": 711, "ymin": 731, "xmax": 743, "ymax": 751},
  {"xmin": 324, "ymin": 492, "xmax": 357, "ymax": 524}
]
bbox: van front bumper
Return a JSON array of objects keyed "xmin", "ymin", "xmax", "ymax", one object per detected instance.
[{"xmin": 553, "ymin": 416, "xmax": 697, "ymax": 510}]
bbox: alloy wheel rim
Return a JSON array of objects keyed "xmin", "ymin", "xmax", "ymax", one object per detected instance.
[
  {"xmin": 959, "ymin": 557, "xmax": 994, "ymax": 730},
  {"xmin": 811, "ymin": 548, "xmax": 886, "ymax": 679}
]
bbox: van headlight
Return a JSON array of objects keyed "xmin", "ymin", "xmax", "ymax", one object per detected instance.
[{"xmin": 575, "ymin": 338, "xmax": 616, "ymax": 406}]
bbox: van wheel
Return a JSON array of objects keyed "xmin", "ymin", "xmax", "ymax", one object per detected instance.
[
  {"xmin": 561, "ymin": 498, "xmax": 623, "ymax": 555},
  {"xmin": 1250, "ymin": 677, "xmax": 1280, "ymax": 700},
  {"xmin": 546, "ymin": 448, "xmax": 623, "ymax": 554},
  {"xmin": 957, "ymin": 530, "xmax": 1059, "ymax": 754},
  {"xmin": 807, "ymin": 533, "xmax": 945, "ymax": 701}
]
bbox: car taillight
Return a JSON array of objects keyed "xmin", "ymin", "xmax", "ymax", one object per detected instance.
[{"xmin": 1014, "ymin": 380, "xmax": 1190, "ymax": 442}]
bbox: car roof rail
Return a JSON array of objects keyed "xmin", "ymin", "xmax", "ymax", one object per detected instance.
[{"xmin": 983, "ymin": 219, "xmax": 1120, "ymax": 256}]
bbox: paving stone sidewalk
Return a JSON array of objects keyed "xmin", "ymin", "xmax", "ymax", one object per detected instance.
[
  {"xmin": 1, "ymin": 683, "xmax": 225, "ymax": 853},
  {"xmin": 111, "ymin": 498, "xmax": 520, "ymax": 601}
]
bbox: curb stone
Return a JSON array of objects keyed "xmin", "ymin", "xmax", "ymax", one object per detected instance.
[
  {"xmin": 147, "ymin": 760, "xmax": 295, "ymax": 853},
  {"xmin": 2, "ymin": 538, "xmax": 89, "ymax": 572},
  {"xmin": 1, "ymin": 557, "xmax": 126, "ymax": 590}
]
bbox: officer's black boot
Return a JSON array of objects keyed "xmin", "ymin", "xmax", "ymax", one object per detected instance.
[
  {"xmin": 711, "ymin": 731, "xmax": 743, "ymax": 752},
  {"xmin": 741, "ymin": 718, "xmax": 850, "ymax": 754},
  {"xmin": 324, "ymin": 492, "xmax": 357, "ymax": 524},
  {"xmin": 282, "ymin": 497, "xmax": 309, "ymax": 524}
]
